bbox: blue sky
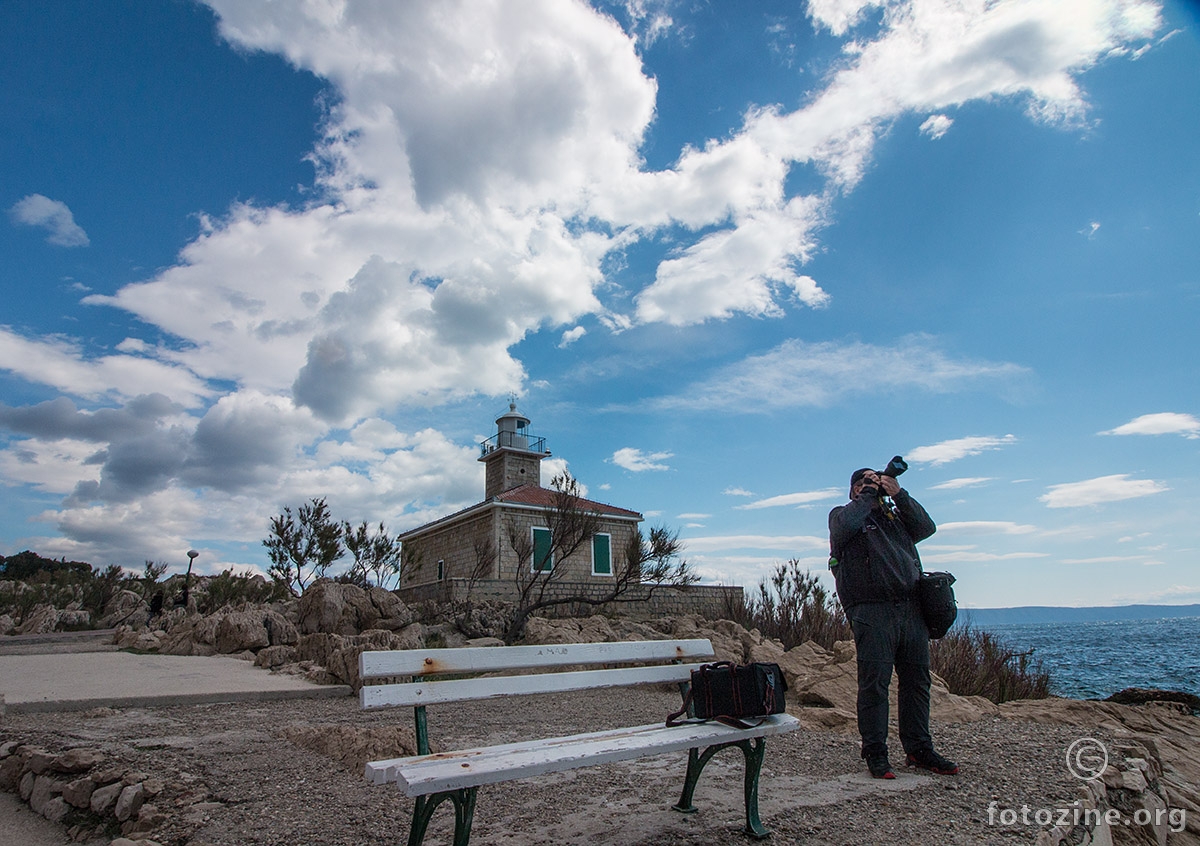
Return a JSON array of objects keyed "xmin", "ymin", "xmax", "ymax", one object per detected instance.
[{"xmin": 2, "ymin": 0, "xmax": 1198, "ymax": 609}]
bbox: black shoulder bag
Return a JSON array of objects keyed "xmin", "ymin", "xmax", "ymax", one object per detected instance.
[{"xmin": 917, "ymin": 571, "xmax": 958, "ymax": 639}]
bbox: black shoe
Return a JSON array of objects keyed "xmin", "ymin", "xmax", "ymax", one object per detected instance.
[
  {"xmin": 906, "ymin": 748, "xmax": 958, "ymax": 775},
  {"xmin": 866, "ymin": 755, "xmax": 895, "ymax": 779}
]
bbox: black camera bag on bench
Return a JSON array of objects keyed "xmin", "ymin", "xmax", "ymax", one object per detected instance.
[{"xmin": 667, "ymin": 661, "xmax": 788, "ymax": 729}]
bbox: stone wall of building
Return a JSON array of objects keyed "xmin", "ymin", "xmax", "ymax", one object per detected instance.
[
  {"xmin": 398, "ymin": 578, "xmax": 742, "ymax": 621},
  {"xmin": 491, "ymin": 509, "xmax": 640, "ymax": 584},
  {"xmin": 402, "ymin": 507, "xmax": 643, "ymax": 593},
  {"xmin": 401, "ymin": 511, "xmax": 496, "ymax": 588}
]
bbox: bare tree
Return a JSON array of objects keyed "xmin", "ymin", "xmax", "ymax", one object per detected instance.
[
  {"xmin": 263, "ymin": 497, "xmax": 345, "ymax": 596},
  {"xmin": 400, "ymin": 541, "xmax": 425, "ymax": 587},
  {"xmin": 342, "ymin": 520, "xmax": 403, "ymax": 590},
  {"xmin": 140, "ymin": 560, "xmax": 169, "ymax": 597},
  {"xmin": 468, "ymin": 531, "xmax": 498, "ymax": 591},
  {"xmin": 501, "ymin": 473, "xmax": 698, "ymax": 642}
]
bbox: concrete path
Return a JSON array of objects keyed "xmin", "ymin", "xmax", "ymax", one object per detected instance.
[
  {"xmin": 0, "ymin": 630, "xmax": 351, "ymax": 845},
  {"xmin": 0, "ymin": 791, "xmax": 107, "ymax": 846},
  {"xmin": 0, "ymin": 628, "xmax": 118, "ymax": 656},
  {"xmin": 0, "ymin": 630, "xmax": 351, "ymax": 714}
]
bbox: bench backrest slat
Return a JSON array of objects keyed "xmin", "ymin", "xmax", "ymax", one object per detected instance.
[
  {"xmin": 359, "ymin": 638, "xmax": 714, "ymax": 680},
  {"xmin": 360, "ymin": 662, "xmax": 705, "ymax": 709}
]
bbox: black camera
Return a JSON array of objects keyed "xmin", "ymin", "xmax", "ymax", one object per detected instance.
[{"xmin": 880, "ymin": 455, "xmax": 908, "ymax": 478}]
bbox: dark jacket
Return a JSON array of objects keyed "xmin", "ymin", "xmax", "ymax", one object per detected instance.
[{"xmin": 828, "ymin": 488, "xmax": 936, "ymax": 610}]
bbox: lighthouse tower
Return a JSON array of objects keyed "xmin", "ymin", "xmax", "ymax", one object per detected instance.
[{"xmin": 479, "ymin": 402, "xmax": 549, "ymax": 498}]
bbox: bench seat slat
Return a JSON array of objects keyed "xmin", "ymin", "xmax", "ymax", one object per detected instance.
[
  {"xmin": 360, "ymin": 662, "xmax": 704, "ymax": 709},
  {"xmin": 359, "ymin": 638, "xmax": 715, "ymax": 679},
  {"xmin": 366, "ymin": 714, "xmax": 801, "ymax": 795}
]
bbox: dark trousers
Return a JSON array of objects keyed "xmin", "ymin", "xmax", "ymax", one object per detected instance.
[{"xmin": 848, "ymin": 598, "xmax": 932, "ymax": 759}]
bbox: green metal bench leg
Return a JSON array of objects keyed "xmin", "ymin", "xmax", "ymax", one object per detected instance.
[
  {"xmin": 740, "ymin": 737, "xmax": 768, "ymax": 839},
  {"xmin": 406, "ymin": 788, "xmax": 478, "ymax": 846},
  {"xmin": 672, "ymin": 737, "xmax": 770, "ymax": 839},
  {"xmin": 673, "ymin": 744, "xmax": 722, "ymax": 814}
]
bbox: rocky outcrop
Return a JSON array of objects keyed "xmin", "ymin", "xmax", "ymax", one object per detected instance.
[
  {"xmin": 3, "ymin": 608, "xmax": 1198, "ymax": 846},
  {"xmin": 298, "ymin": 580, "xmax": 414, "ymax": 635},
  {"xmin": 100, "ymin": 590, "xmax": 147, "ymax": 628},
  {"xmin": 14, "ymin": 603, "xmax": 61, "ymax": 635},
  {"xmin": 118, "ymin": 605, "xmax": 301, "ymax": 656},
  {"xmin": 294, "ymin": 626, "xmax": 424, "ymax": 688},
  {"xmin": 1107, "ymin": 687, "xmax": 1200, "ymax": 715},
  {"xmin": 213, "ymin": 608, "xmax": 298, "ymax": 653},
  {"xmin": 1002, "ymin": 698, "xmax": 1200, "ymax": 844}
]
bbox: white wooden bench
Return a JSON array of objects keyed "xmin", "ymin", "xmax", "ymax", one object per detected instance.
[{"xmin": 360, "ymin": 638, "xmax": 801, "ymax": 845}]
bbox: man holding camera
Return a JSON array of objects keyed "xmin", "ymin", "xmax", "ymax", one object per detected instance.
[{"xmin": 828, "ymin": 462, "xmax": 958, "ymax": 779}]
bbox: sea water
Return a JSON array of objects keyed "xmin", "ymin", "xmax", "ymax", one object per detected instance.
[{"xmin": 978, "ymin": 616, "xmax": 1200, "ymax": 700}]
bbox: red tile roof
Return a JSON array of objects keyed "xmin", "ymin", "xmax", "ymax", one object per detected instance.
[
  {"xmin": 398, "ymin": 483, "xmax": 643, "ymax": 539},
  {"xmin": 494, "ymin": 484, "xmax": 643, "ymax": 520}
]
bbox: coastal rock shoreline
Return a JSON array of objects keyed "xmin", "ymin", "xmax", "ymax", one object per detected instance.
[{"xmin": 2, "ymin": 591, "xmax": 1198, "ymax": 845}]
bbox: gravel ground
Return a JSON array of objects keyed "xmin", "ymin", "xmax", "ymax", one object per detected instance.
[{"xmin": 2, "ymin": 686, "xmax": 1101, "ymax": 846}]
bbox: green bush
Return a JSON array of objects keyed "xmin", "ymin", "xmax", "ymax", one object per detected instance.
[
  {"xmin": 197, "ymin": 569, "xmax": 291, "ymax": 614},
  {"xmin": 0, "ymin": 551, "xmax": 136, "ymax": 622},
  {"xmin": 0, "ymin": 550, "xmax": 92, "ymax": 581}
]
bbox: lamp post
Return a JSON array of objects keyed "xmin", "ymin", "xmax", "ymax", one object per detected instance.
[{"xmin": 183, "ymin": 549, "xmax": 198, "ymax": 608}]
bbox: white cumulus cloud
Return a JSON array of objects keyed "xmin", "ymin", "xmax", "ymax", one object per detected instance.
[
  {"xmin": 0, "ymin": 0, "xmax": 1168, "ymax": 569},
  {"xmin": 8, "ymin": 194, "xmax": 90, "ymax": 247},
  {"xmin": 937, "ymin": 521, "xmax": 1038, "ymax": 535},
  {"xmin": 908, "ymin": 434, "xmax": 1017, "ymax": 466},
  {"xmin": 611, "ymin": 447, "xmax": 673, "ymax": 472},
  {"xmin": 658, "ymin": 337, "xmax": 1025, "ymax": 412},
  {"xmin": 735, "ymin": 488, "xmax": 844, "ymax": 509},
  {"xmin": 919, "ymin": 114, "xmax": 954, "ymax": 139},
  {"xmin": 559, "ymin": 326, "xmax": 587, "ymax": 348},
  {"xmin": 1039, "ymin": 474, "xmax": 1168, "ymax": 508},
  {"xmin": 1100, "ymin": 412, "xmax": 1200, "ymax": 439},
  {"xmin": 930, "ymin": 477, "xmax": 993, "ymax": 490}
]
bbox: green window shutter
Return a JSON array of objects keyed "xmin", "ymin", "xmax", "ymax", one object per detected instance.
[
  {"xmin": 592, "ymin": 533, "xmax": 611, "ymax": 576},
  {"xmin": 532, "ymin": 527, "xmax": 553, "ymax": 572}
]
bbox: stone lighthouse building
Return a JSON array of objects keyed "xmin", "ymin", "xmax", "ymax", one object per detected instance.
[{"xmin": 397, "ymin": 403, "xmax": 645, "ymax": 603}]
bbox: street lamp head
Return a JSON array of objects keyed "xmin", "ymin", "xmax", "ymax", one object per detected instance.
[{"xmin": 187, "ymin": 549, "xmax": 199, "ymax": 561}]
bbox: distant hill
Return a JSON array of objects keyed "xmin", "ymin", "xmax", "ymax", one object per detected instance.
[{"xmin": 959, "ymin": 604, "xmax": 1200, "ymax": 626}]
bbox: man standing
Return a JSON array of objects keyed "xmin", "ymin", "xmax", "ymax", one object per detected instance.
[{"xmin": 828, "ymin": 466, "xmax": 958, "ymax": 779}]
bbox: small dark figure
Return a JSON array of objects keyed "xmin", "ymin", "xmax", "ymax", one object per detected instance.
[{"xmin": 148, "ymin": 590, "xmax": 164, "ymax": 624}]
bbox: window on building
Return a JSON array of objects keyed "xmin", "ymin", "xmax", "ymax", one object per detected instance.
[
  {"xmin": 532, "ymin": 527, "xmax": 553, "ymax": 572},
  {"xmin": 437, "ymin": 559, "xmax": 444, "ymax": 581},
  {"xmin": 592, "ymin": 533, "xmax": 612, "ymax": 576}
]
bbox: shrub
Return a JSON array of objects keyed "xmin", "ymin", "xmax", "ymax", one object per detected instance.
[
  {"xmin": 728, "ymin": 559, "xmax": 851, "ymax": 651},
  {"xmin": 0, "ymin": 551, "xmax": 135, "ymax": 622},
  {"xmin": 81, "ymin": 564, "xmax": 127, "ymax": 616},
  {"xmin": 197, "ymin": 570, "xmax": 291, "ymax": 614},
  {"xmin": 727, "ymin": 558, "xmax": 1052, "ymax": 704},
  {"xmin": 930, "ymin": 623, "xmax": 1051, "ymax": 703}
]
